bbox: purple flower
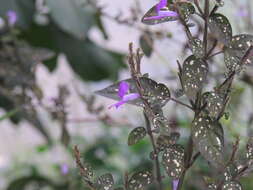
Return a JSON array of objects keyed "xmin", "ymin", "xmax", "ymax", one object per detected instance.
[
  {"xmin": 60, "ymin": 163, "xmax": 69, "ymax": 175},
  {"xmin": 6, "ymin": 10, "xmax": 17, "ymax": 26},
  {"xmin": 235, "ymin": 7, "xmax": 248, "ymax": 18},
  {"xmin": 109, "ymin": 81, "xmax": 140, "ymax": 109},
  {"xmin": 144, "ymin": 0, "xmax": 178, "ymax": 21},
  {"xmin": 172, "ymin": 179, "xmax": 179, "ymax": 190}
]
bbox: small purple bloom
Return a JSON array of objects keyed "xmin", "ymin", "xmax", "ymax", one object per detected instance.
[
  {"xmin": 144, "ymin": 0, "xmax": 178, "ymax": 21},
  {"xmin": 60, "ymin": 163, "xmax": 69, "ymax": 175},
  {"xmin": 109, "ymin": 81, "xmax": 140, "ymax": 109},
  {"xmin": 6, "ymin": 10, "xmax": 17, "ymax": 26},
  {"xmin": 236, "ymin": 7, "xmax": 248, "ymax": 18},
  {"xmin": 172, "ymin": 179, "xmax": 179, "ymax": 190},
  {"xmin": 156, "ymin": 0, "xmax": 167, "ymax": 12}
]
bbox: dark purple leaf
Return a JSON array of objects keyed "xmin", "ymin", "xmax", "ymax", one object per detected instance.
[
  {"xmin": 128, "ymin": 171, "xmax": 153, "ymax": 190},
  {"xmin": 192, "ymin": 114, "xmax": 224, "ymax": 168},
  {"xmin": 162, "ymin": 144, "xmax": 185, "ymax": 179},
  {"xmin": 208, "ymin": 13, "xmax": 232, "ymax": 45},
  {"xmin": 181, "ymin": 55, "xmax": 208, "ymax": 100},
  {"xmin": 128, "ymin": 127, "xmax": 147, "ymax": 146},
  {"xmin": 95, "ymin": 173, "xmax": 114, "ymax": 190}
]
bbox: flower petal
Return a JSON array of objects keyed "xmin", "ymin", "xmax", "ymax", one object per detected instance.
[
  {"xmin": 6, "ymin": 10, "xmax": 17, "ymax": 26},
  {"xmin": 143, "ymin": 10, "xmax": 178, "ymax": 21},
  {"xmin": 108, "ymin": 93, "xmax": 140, "ymax": 109},
  {"xmin": 108, "ymin": 100, "xmax": 126, "ymax": 109},
  {"xmin": 172, "ymin": 179, "xmax": 179, "ymax": 190},
  {"xmin": 122, "ymin": 93, "xmax": 140, "ymax": 102},
  {"xmin": 118, "ymin": 81, "xmax": 129, "ymax": 98},
  {"xmin": 156, "ymin": 0, "xmax": 167, "ymax": 12}
]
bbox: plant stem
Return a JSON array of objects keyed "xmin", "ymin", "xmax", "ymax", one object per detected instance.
[
  {"xmin": 170, "ymin": 97, "xmax": 194, "ymax": 110},
  {"xmin": 128, "ymin": 43, "xmax": 163, "ymax": 190},
  {"xmin": 203, "ymin": 0, "xmax": 210, "ymax": 55},
  {"xmin": 144, "ymin": 112, "xmax": 163, "ymax": 190}
]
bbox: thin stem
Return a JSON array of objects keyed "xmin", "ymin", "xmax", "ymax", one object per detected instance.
[
  {"xmin": 206, "ymin": 39, "xmax": 218, "ymax": 58},
  {"xmin": 177, "ymin": 137, "xmax": 194, "ymax": 190},
  {"xmin": 144, "ymin": 112, "xmax": 163, "ymax": 190},
  {"xmin": 194, "ymin": 0, "xmax": 204, "ymax": 16},
  {"xmin": 203, "ymin": 0, "xmax": 210, "ymax": 55},
  {"xmin": 170, "ymin": 97, "xmax": 194, "ymax": 111},
  {"xmin": 207, "ymin": 51, "xmax": 223, "ymax": 59},
  {"xmin": 128, "ymin": 43, "xmax": 163, "ymax": 190}
]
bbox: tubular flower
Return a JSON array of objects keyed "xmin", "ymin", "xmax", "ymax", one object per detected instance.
[
  {"xmin": 144, "ymin": 0, "xmax": 178, "ymax": 21},
  {"xmin": 109, "ymin": 81, "xmax": 139, "ymax": 109},
  {"xmin": 173, "ymin": 179, "xmax": 179, "ymax": 190},
  {"xmin": 6, "ymin": 10, "xmax": 17, "ymax": 26}
]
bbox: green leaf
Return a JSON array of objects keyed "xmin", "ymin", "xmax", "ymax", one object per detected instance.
[
  {"xmin": 181, "ymin": 55, "xmax": 208, "ymax": 100},
  {"xmin": 114, "ymin": 187, "xmax": 124, "ymax": 190},
  {"xmin": 162, "ymin": 144, "xmax": 185, "ymax": 179},
  {"xmin": 0, "ymin": 108, "xmax": 19, "ymax": 122},
  {"xmin": 208, "ymin": 13, "xmax": 232, "ymax": 45},
  {"xmin": 207, "ymin": 184, "xmax": 217, "ymax": 190},
  {"xmin": 178, "ymin": 2, "xmax": 195, "ymax": 22},
  {"xmin": 246, "ymin": 137, "xmax": 253, "ymax": 160},
  {"xmin": 223, "ymin": 164, "xmax": 238, "ymax": 181},
  {"xmin": 224, "ymin": 34, "xmax": 253, "ymax": 74},
  {"xmin": 21, "ymin": 24, "xmax": 125, "ymax": 81},
  {"xmin": 45, "ymin": 0, "xmax": 95, "ymax": 39},
  {"xmin": 192, "ymin": 114, "xmax": 224, "ymax": 168},
  {"xmin": 140, "ymin": 32, "xmax": 153, "ymax": 57},
  {"xmin": 189, "ymin": 38, "xmax": 204, "ymax": 58},
  {"xmin": 222, "ymin": 181, "xmax": 242, "ymax": 190},
  {"xmin": 82, "ymin": 162, "xmax": 93, "ymax": 181},
  {"xmin": 156, "ymin": 132, "xmax": 180, "ymax": 151},
  {"xmin": 0, "ymin": 0, "xmax": 35, "ymax": 28},
  {"xmin": 128, "ymin": 171, "xmax": 153, "ymax": 190},
  {"xmin": 202, "ymin": 92, "xmax": 225, "ymax": 120},
  {"xmin": 95, "ymin": 173, "xmax": 114, "ymax": 190},
  {"xmin": 128, "ymin": 127, "xmax": 147, "ymax": 146},
  {"xmin": 96, "ymin": 77, "xmax": 171, "ymax": 107}
]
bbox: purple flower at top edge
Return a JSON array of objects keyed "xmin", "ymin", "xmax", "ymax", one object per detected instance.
[
  {"xmin": 172, "ymin": 179, "xmax": 179, "ymax": 190},
  {"xmin": 156, "ymin": 0, "xmax": 167, "ymax": 12},
  {"xmin": 109, "ymin": 81, "xmax": 140, "ymax": 109},
  {"xmin": 144, "ymin": 0, "xmax": 178, "ymax": 21},
  {"xmin": 6, "ymin": 10, "xmax": 17, "ymax": 26}
]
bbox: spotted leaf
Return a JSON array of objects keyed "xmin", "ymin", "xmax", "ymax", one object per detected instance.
[
  {"xmin": 222, "ymin": 181, "xmax": 242, "ymax": 190},
  {"xmin": 156, "ymin": 132, "xmax": 180, "ymax": 151},
  {"xmin": 181, "ymin": 55, "xmax": 208, "ymax": 100},
  {"xmin": 128, "ymin": 127, "xmax": 147, "ymax": 146},
  {"xmin": 192, "ymin": 115, "xmax": 224, "ymax": 168},
  {"xmin": 95, "ymin": 77, "xmax": 170, "ymax": 108},
  {"xmin": 202, "ymin": 75, "xmax": 233, "ymax": 120},
  {"xmin": 223, "ymin": 164, "xmax": 238, "ymax": 181},
  {"xmin": 178, "ymin": 2, "xmax": 195, "ymax": 22},
  {"xmin": 162, "ymin": 144, "xmax": 185, "ymax": 179},
  {"xmin": 82, "ymin": 162, "xmax": 93, "ymax": 181},
  {"xmin": 246, "ymin": 137, "xmax": 253, "ymax": 160},
  {"xmin": 128, "ymin": 171, "xmax": 153, "ymax": 190},
  {"xmin": 140, "ymin": 32, "xmax": 154, "ymax": 57},
  {"xmin": 189, "ymin": 38, "xmax": 205, "ymax": 58},
  {"xmin": 224, "ymin": 34, "xmax": 253, "ymax": 74},
  {"xmin": 95, "ymin": 173, "xmax": 114, "ymax": 190},
  {"xmin": 202, "ymin": 92, "xmax": 225, "ymax": 120},
  {"xmin": 141, "ymin": 3, "xmax": 178, "ymax": 25},
  {"xmin": 207, "ymin": 183, "xmax": 217, "ymax": 190},
  {"xmin": 208, "ymin": 13, "xmax": 232, "ymax": 45}
]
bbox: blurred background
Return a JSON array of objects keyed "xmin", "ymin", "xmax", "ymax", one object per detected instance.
[{"xmin": 1, "ymin": 0, "xmax": 253, "ymax": 189}]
